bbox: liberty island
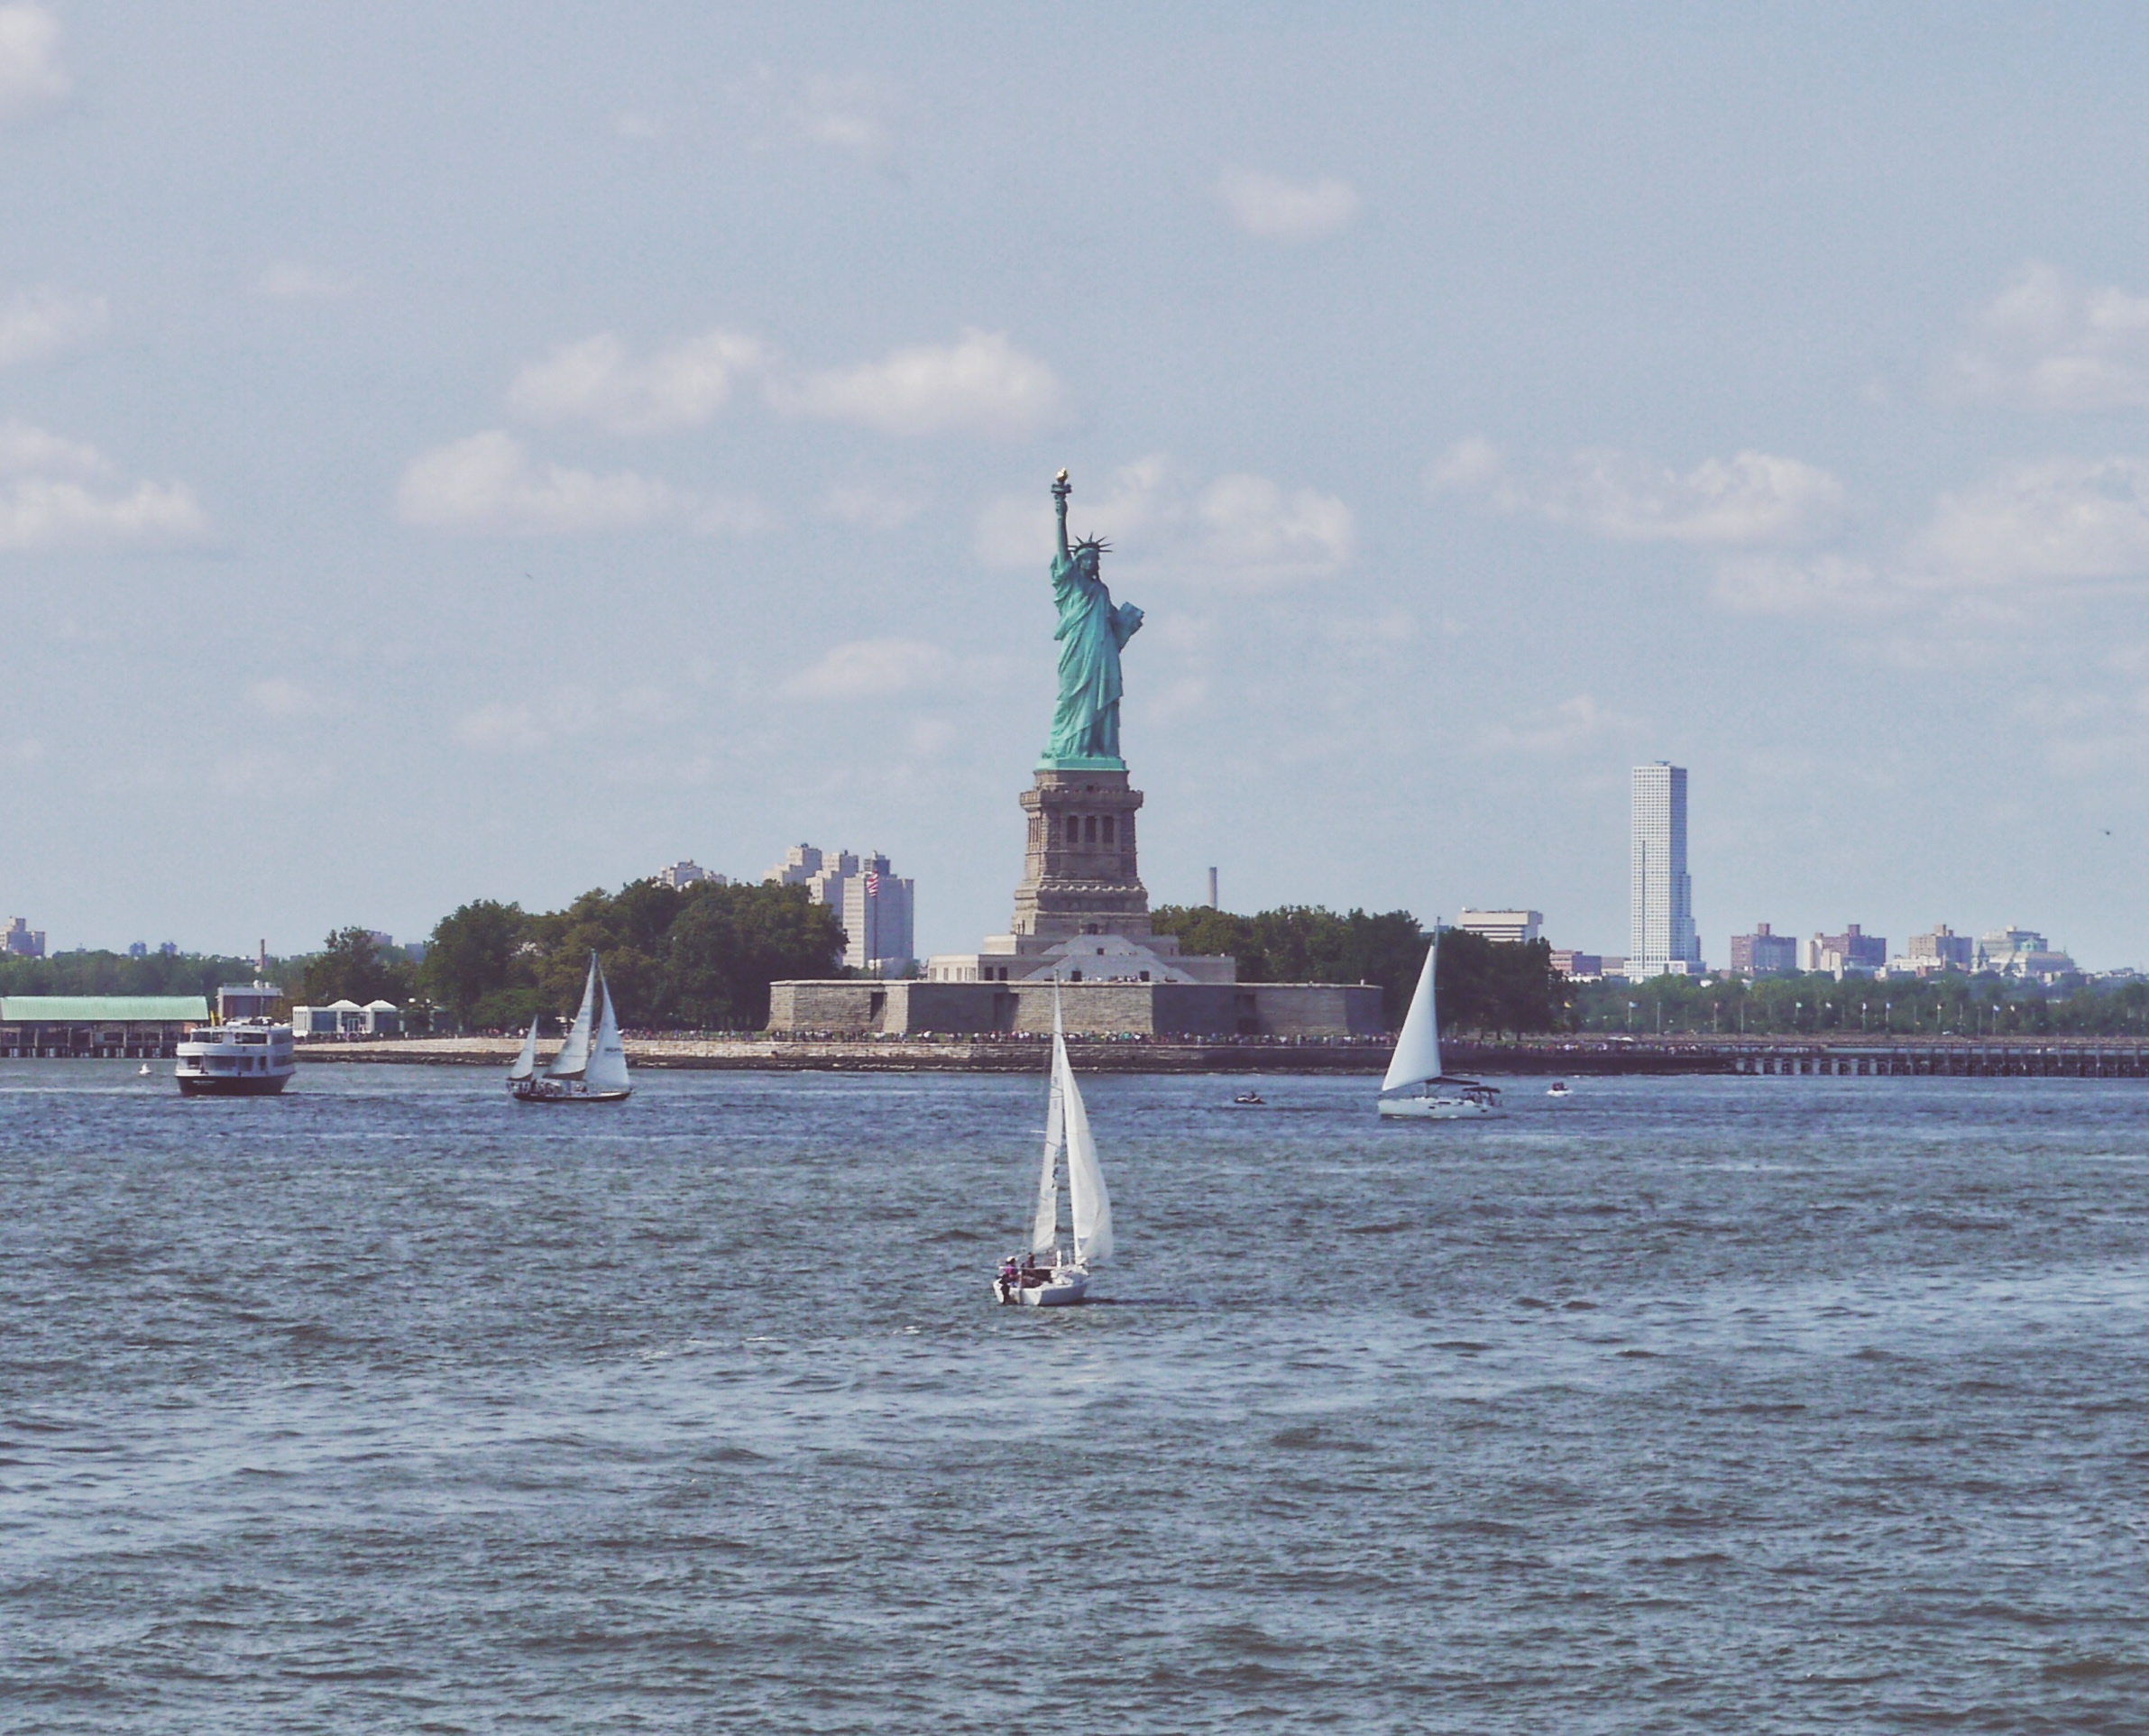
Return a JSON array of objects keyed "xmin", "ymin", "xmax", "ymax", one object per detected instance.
[{"xmin": 769, "ymin": 470, "xmax": 1382, "ymax": 1037}]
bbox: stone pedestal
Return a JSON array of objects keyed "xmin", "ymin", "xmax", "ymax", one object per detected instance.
[{"xmin": 1011, "ymin": 768, "xmax": 1152, "ymax": 944}]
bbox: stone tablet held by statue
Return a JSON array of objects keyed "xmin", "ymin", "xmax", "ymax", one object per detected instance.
[{"xmin": 1041, "ymin": 469, "xmax": 1143, "ymax": 770}]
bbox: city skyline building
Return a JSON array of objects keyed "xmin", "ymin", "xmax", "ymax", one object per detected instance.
[
  {"xmin": 1903, "ymin": 924, "xmax": 1976, "ymax": 971},
  {"xmin": 657, "ymin": 860, "xmax": 729, "ymax": 891},
  {"xmin": 1729, "ymin": 923, "xmax": 1798, "ymax": 978},
  {"xmin": 1456, "ymin": 909, "xmax": 1543, "ymax": 945},
  {"xmin": 1802, "ymin": 925, "xmax": 1887, "ymax": 976},
  {"xmin": 1629, "ymin": 764, "xmax": 1701, "ymax": 978},
  {"xmin": 764, "ymin": 843, "xmax": 917, "ymax": 976}
]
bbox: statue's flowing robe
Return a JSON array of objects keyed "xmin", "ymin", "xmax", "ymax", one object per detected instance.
[{"xmin": 1046, "ymin": 550, "xmax": 1143, "ymax": 762}]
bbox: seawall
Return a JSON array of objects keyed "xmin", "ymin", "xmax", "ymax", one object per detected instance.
[{"xmin": 292, "ymin": 1034, "xmax": 2149, "ymax": 1077}]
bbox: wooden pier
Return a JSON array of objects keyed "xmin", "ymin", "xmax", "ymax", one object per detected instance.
[{"xmin": 1443, "ymin": 1036, "xmax": 2149, "ymax": 1078}]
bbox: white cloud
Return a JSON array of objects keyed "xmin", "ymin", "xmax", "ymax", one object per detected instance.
[
  {"xmin": 776, "ymin": 329, "xmax": 1063, "ymax": 437},
  {"xmin": 455, "ymin": 703, "xmax": 548, "ymax": 752},
  {"xmin": 1190, "ymin": 473, "xmax": 1356, "ymax": 580},
  {"xmin": 1218, "ymin": 169, "xmax": 1361, "ymax": 243},
  {"xmin": 976, "ymin": 455, "xmax": 1354, "ymax": 585},
  {"xmin": 395, "ymin": 431, "xmax": 679, "ymax": 535},
  {"xmin": 1474, "ymin": 693, "xmax": 1639, "ymax": 755},
  {"xmin": 1948, "ymin": 262, "xmax": 2149, "ymax": 412},
  {"xmin": 0, "ymin": 420, "xmax": 104, "ymax": 477},
  {"xmin": 1712, "ymin": 554, "xmax": 1904, "ymax": 617},
  {"xmin": 613, "ymin": 111, "xmax": 662, "ymax": 140},
  {"xmin": 0, "ymin": 5, "xmax": 68, "ymax": 125},
  {"xmin": 508, "ymin": 328, "xmax": 771, "ymax": 436},
  {"xmin": 1430, "ymin": 439, "xmax": 1844, "ymax": 547},
  {"xmin": 246, "ymin": 677, "xmax": 315, "ymax": 718},
  {"xmin": 0, "ymin": 480, "xmax": 207, "ymax": 550},
  {"xmin": 692, "ymin": 495, "xmax": 768, "ymax": 537},
  {"xmin": 0, "ymin": 289, "xmax": 104, "ymax": 367},
  {"xmin": 797, "ymin": 74, "xmax": 888, "ymax": 158},
  {"xmin": 783, "ymin": 638, "xmax": 952, "ymax": 701},
  {"xmin": 821, "ymin": 482, "xmax": 926, "ymax": 528},
  {"xmin": 0, "ymin": 420, "xmax": 206, "ymax": 550},
  {"xmin": 255, "ymin": 262, "xmax": 355, "ymax": 299},
  {"xmin": 1906, "ymin": 456, "xmax": 2149, "ymax": 590}
]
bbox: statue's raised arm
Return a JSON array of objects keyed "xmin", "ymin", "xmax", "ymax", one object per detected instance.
[{"xmin": 1052, "ymin": 467, "xmax": 1071, "ymax": 564}]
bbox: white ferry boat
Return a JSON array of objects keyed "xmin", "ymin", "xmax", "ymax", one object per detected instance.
[{"xmin": 175, "ymin": 1019, "xmax": 296, "ymax": 1097}]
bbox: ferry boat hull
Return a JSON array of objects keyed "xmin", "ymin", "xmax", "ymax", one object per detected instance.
[
  {"xmin": 175, "ymin": 1019, "xmax": 296, "ymax": 1098},
  {"xmin": 178, "ymin": 1072, "xmax": 293, "ymax": 1098}
]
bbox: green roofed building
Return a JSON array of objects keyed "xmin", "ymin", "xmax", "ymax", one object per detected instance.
[{"xmin": 0, "ymin": 996, "xmax": 209, "ymax": 1059}]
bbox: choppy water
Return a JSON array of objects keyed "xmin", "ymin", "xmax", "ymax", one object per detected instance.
[{"xmin": 4, "ymin": 1063, "xmax": 2148, "ymax": 1732}]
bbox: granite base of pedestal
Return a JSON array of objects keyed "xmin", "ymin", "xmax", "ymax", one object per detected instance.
[{"xmin": 767, "ymin": 978, "xmax": 1383, "ymax": 1038}]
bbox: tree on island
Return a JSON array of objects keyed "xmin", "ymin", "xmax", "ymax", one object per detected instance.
[
  {"xmin": 298, "ymin": 927, "xmax": 416, "ymax": 1008},
  {"xmin": 1150, "ymin": 905, "xmax": 1566, "ymax": 1033},
  {"xmin": 417, "ymin": 879, "xmax": 845, "ymax": 1033}
]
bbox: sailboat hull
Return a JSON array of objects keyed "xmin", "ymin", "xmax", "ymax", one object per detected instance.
[
  {"xmin": 510, "ymin": 1079, "xmax": 630, "ymax": 1104},
  {"xmin": 994, "ymin": 1268, "xmax": 1088, "ymax": 1307},
  {"xmin": 1379, "ymin": 1082, "xmax": 1504, "ymax": 1119}
]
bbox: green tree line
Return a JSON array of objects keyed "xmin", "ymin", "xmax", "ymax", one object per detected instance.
[
  {"xmin": 1149, "ymin": 905, "xmax": 1565, "ymax": 1033},
  {"xmin": 399, "ymin": 878, "xmax": 845, "ymax": 1032},
  {"xmin": 0, "ymin": 951, "xmax": 284, "ymax": 1000},
  {"xmin": 1575, "ymin": 970, "xmax": 2149, "ymax": 1038}
]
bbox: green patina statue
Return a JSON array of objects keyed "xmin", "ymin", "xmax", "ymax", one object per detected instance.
[{"xmin": 1042, "ymin": 469, "xmax": 1143, "ymax": 768}]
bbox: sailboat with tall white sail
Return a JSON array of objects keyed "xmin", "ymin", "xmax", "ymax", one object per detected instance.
[
  {"xmin": 995, "ymin": 991, "xmax": 1112, "ymax": 1305},
  {"xmin": 1377, "ymin": 935, "xmax": 1502, "ymax": 1119},
  {"xmin": 509, "ymin": 953, "xmax": 632, "ymax": 1104}
]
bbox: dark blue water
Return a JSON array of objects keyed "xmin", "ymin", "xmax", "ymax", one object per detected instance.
[{"xmin": 4, "ymin": 1063, "xmax": 2146, "ymax": 1731}]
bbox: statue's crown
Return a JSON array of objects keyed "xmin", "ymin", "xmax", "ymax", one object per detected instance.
[{"xmin": 1071, "ymin": 533, "xmax": 1110, "ymax": 557}]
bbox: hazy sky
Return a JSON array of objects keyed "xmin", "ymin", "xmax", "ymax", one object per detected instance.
[{"xmin": 10, "ymin": 4, "xmax": 2149, "ymax": 966}]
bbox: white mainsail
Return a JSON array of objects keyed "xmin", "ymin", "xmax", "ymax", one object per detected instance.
[
  {"xmin": 1061, "ymin": 1028, "xmax": 1112, "ymax": 1264},
  {"xmin": 583, "ymin": 965, "xmax": 630, "ymax": 1096},
  {"xmin": 1031, "ymin": 1066, "xmax": 1062, "ymax": 1254},
  {"xmin": 546, "ymin": 955, "xmax": 598, "ymax": 1081},
  {"xmin": 508, "ymin": 1016, "xmax": 540, "ymax": 1081},
  {"xmin": 1381, "ymin": 937, "xmax": 1443, "ymax": 1094}
]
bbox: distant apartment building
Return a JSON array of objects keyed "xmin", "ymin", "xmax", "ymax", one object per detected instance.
[
  {"xmin": 1802, "ymin": 924, "xmax": 1887, "ymax": 976},
  {"xmin": 4, "ymin": 918, "xmax": 45, "ymax": 959},
  {"xmin": 1550, "ymin": 950, "xmax": 1603, "ymax": 979},
  {"xmin": 1630, "ymin": 763, "xmax": 1702, "ymax": 977},
  {"xmin": 1728, "ymin": 923, "xmax": 1798, "ymax": 977},
  {"xmin": 1456, "ymin": 909, "xmax": 1542, "ymax": 945},
  {"xmin": 657, "ymin": 859, "xmax": 730, "ymax": 890},
  {"xmin": 1979, "ymin": 927, "xmax": 2076, "ymax": 980},
  {"xmin": 1891, "ymin": 923, "xmax": 1974, "ymax": 975},
  {"xmin": 765, "ymin": 843, "xmax": 916, "ymax": 975}
]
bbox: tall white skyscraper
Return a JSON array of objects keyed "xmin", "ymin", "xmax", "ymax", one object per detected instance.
[{"xmin": 1630, "ymin": 763, "xmax": 1700, "ymax": 977}]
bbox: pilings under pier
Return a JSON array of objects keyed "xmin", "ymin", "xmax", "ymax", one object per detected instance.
[{"xmin": 1442, "ymin": 1038, "xmax": 2149, "ymax": 1078}]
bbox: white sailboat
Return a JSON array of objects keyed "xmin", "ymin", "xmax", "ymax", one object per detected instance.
[
  {"xmin": 509, "ymin": 953, "xmax": 632, "ymax": 1104},
  {"xmin": 995, "ymin": 991, "xmax": 1113, "ymax": 1306},
  {"xmin": 1377, "ymin": 935, "xmax": 1503, "ymax": 1119}
]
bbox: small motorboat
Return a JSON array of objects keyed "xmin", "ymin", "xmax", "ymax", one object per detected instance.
[
  {"xmin": 1547, "ymin": 1081, "xmax": 1572, "ymax": 1100},
  {"xmin": 1231, "ymin": 1089, "xmax": 1265, "ymax": 1106},
  {"xmin": 136, "ymin": 1062, "xmax": 152, "ymax": 1077}
]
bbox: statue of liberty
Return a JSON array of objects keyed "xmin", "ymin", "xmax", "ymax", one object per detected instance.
[{"xmin": 1042, "ymin": 469, "xmax": 1143, "ymax": 767}]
